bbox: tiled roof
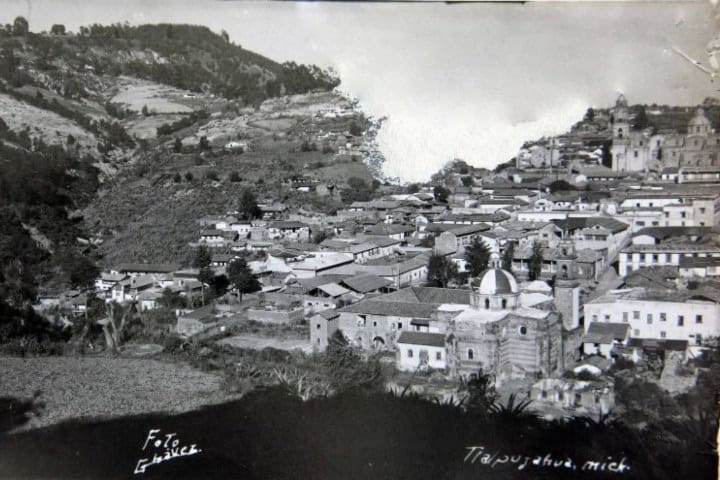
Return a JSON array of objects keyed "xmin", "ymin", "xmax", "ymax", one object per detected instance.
[
  {"xmin": 396, "ymin": 331, "xmax": 446, "ymax": 347},
  {"xmin": 583, "ymin": 322, "xmax": 630, "ymax": 344},
  {"xmin": 340, "ymin": 300, "xmax": 438, "ymax": 318},
  {"xmin": 115, "ymin": 263, "xmax": 178, "ymax": 274},
  {"xmin": 341, "ymin": 274, "xmax": 393, "ymax": 293}
]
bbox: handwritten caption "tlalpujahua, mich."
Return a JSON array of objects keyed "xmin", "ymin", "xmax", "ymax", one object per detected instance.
[
  {"xmin": 464, "ymin": 445, "xmax": 631, "ymax": 474},
  {"xmin": 134, "ymin": 428, "xmax": 202, "ymax": 475}
]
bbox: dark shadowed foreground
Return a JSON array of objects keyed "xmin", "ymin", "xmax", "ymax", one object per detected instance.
[{"xmin": 0, "ymin": 387, "xmax": 715, "ymax": 480}]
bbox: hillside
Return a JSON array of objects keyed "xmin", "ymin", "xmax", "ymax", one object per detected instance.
[
  {"xmin": 0, "ymin": 22, "xmax": 352, "ymax": 304},
  {"xmin": 82, "ymin": 90, "xmax": 380, "ymax": 267},
  {"xmin": 0, "ymin": 23, "xmax": 338, "ymax": 107}
]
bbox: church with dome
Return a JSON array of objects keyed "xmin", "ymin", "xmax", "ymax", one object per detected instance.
[
  {"xmin": 610, "ymin": 94, "xmax": 720, "ymax": 173},
  {"xmin": 445, "ymin": 254, "xmax": 565, "ymax": 379},
  {"xmin": 318, "ymin": 253, "xmax": 577, "ymax": 382}
]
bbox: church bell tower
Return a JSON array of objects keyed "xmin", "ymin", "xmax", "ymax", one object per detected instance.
[{"xmin": 554, "ymin": 239, "xmax": 581, "ymax": 330}]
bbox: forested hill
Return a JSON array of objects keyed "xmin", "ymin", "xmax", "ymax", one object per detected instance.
[{"xmin": 0, "ymin": 22, "xmax": 339, "ymax": 105}]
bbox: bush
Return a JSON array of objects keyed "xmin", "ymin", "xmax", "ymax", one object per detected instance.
[
  {"xmin": 205, "ymin": 170, "xmax": 219, "ymax": 181},
  {"xmin": 228, "ymin": 171, "xmax": 242, "ymax": 182}
]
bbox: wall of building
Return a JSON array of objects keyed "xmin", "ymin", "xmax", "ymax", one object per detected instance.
[
  {"xmin": 247, "ymin": 307, "xmax": 304, "ymax": 324},
  {"xmin": 396, "ymin": 344, "xmax": 447, "ymax": 371},
  {"xmin": 584, "ymin": 299, "xmax": 719, "ymax": 345}
]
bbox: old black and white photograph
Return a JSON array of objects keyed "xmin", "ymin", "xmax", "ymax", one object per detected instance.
[{"xmin": 0, "ymin": 1, "xmax": 719, "ymax": 479}]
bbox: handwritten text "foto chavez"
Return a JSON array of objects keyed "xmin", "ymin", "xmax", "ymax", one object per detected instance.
[
  {"xmin": 134, "ymin": 429, "xmax": 202, "ymax": 475},
  {"xmin": 464, "ymin": 446, "xmax": 631, "ymax": 474}
]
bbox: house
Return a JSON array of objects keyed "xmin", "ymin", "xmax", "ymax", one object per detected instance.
[
  {"xmin": 309, "ymin": 310, "xmax": 340, "ymax": 351},
  {"xmin": 583, "ymin": 286, "xmax": 720, "ymax": 352},
  {"xmin": 304, "ymin": 282, "xmax": 357, "ymax": 315},
  {"xmin": 95, "ymin": 272, "xmax": 128, "ymax": 295},
  {"xmin": 111, "ymin": 263, "xmax": 178, "ymax": 277},
  {"xmin": 340, "ymin": 274, "xmax": 394, "ymax": 295},
  {"xmin": 618, "ymin": 227, "xmax": 720, "ymax": 276},
  {"xmin": 199, "ymin": 229, "xmax": 228, "ymax": 245},
  {"xmin": 396, "ymin": 331, "xmax": 448, "ymax": 371},
  {"xmin": 364, "ymin": 223, "xmax": 416, "ymax": 241},
  {"xmin": 111, "ymin": 275, "xmax": 156, "ymax": 303},
  {"xmin": 582, "ymin": 322, "xmax": 631, "ymax": 358},
  {"xmin": 432, "ymin": 223, "xmax": 491, "ymax": 254},
  {"xmin": 529, "ymin": 378, "xmax": 615, "ymax": 418},
  {"xmin": 267, "ymin": 221, "xmax": 311, "ymax": 242},
  {"xmin": 290, "ymin": 253, "xmax": 355, "ymax": 278}
]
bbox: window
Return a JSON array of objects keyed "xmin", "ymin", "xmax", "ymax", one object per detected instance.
[
  {"xmin": 633, "ymin": 311, "xmax": 640, "ymax": 320},
  {"xmin": 436, "ymin": 352, "xmax": 442, "ymax": 361},
  {"xmin": 592, "ymin": 314, "xmax": 598, "ymax": 322},
  {"xmin": 700, "ymin": 208, "xmax": 706, "ymax": 214},
  {"xmin": 696, "ymin": 315, "xmax": 703, "ymax": 324},
  {"xmin": 558, "ymin": 392, "xmax": 564, "ymax": 401},
  {"xmin": 678, "ymin": 315, "xmax": 684, "ymax": 326},
  {"xmin": 659, "ymin": 313, "xmax": 666, "ymax": 322},
  {"xmin": 541, "ymin": 390, "xmax": 548, "ymax": 399},
  {"xmin": 467, "ymin": 349, "xmax": 474, "ymax": 360},
  {"xmin": 652, "ymin": 254, "xmax": 659, "ymax": 262},
  {"xmin": 634, "ymin": 151, "xmax": 638, "ymax": 158},
  {"xmin": 622, "ymin": 312, "xmax": 629, "ymax": 322},
  {"xmin": 484, "ymin": 298, "xmax": 490, "ymax": 310},
  {"xmin": 681, "ymin": 212, "xmax": 686, "ymax": 219},
  {"xmin": 647, "ymin": 314, "xmax": 653, "ymax": 324},
  {"xmin": 660, "ymin": 331, "xmax": 667, "ymax": 338},
  {"xmin": 316, "ymin": 324, "xmax": 321, "ymax": 330},
  {"xmin": 398, "ymin": 322, "xmax": 403, "ymax": 330},
  {"xmin": 519, "ymin": 326, "xmax": 528, "ymax": 335},
  {"xmin": 501, "ymin": 299, "xmax": 507, "ymax": 309},
  {"xmin": 604, "ymin": 315, "xmax": 610, "ymax": 321},
  {"xmin": 575, "ymin": 393, "xmax": 582, "ymax": 403},
  {"xmin": 373, "ymin": 321, "xmax": 377, "ymax": 327},
  {"xmin": 633, "ymin": 329, "xmax": 640, "ymax": 336},
  {"xmin": 407, "ymin": 349, "xmax": 413, "ymax": 358}
]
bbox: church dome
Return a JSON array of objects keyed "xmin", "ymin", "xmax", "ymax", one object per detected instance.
[
  {"xmin": 476, "ymin": 268, "xmax": 519, "ymax": 295},
  {"xmin": 615, "ymin": 94, "xmax": 628, "ymax": 108}
]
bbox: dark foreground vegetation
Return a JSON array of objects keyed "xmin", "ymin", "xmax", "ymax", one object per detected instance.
[{"xmin": 0, "ymin": 383, "xmax": 715, "ymax": 480}]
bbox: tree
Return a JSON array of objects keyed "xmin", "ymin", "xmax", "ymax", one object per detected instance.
[
  {"xmin": 323, "ymin": 330, "xmax": 382, "ymax": 394},
  {"xmin": 13, "ymin": 17, "xmax": 28, "ymax": 37},
  {"xmin": 198, "ymin": 136, "xmax": 210, "ymax": 151},
  {"xmin": 192, "ymin": 246, "xmax": 211, "ymax": 269},
  {"xmin": 173, "ymin": 172, "xmax": 182, "ymax": 183},
  {"xmin": 220, "ymin": 29, "xmax": 230, "ymax": 43},
  {"xmin": 226, "ymin": 258, "xmax": 260, "ymax": 302},
  {"xmin": 173, "ymin": 137, "xmax": 182, "ymax": 153},
  {"xmin": 633, "ymin": 106, "xmax": 649, "ymax": 130},
  {"xmin": 464, "ymin": 238, "xmax": 491, "ymax": 276},
  {"xmin": 461, "ymin": 176, "xmax": 474, "ymax": 187},
  {"xmin": 501, "ymin": 242, "xmax": 515, "ymax": 272},
  {"xmin": 433, "ymin": 185, "xmax": 450, "ymax": 203},
  {"xmin": 583, "ymin": 107, "xmax": 595, "ymax": 122},
  {"xmin": 529, "ymin": 241, "xmax": 544, "ymax": 281},
  {"xmin": 141, "ymin": 104, "xmax": 149, "ymax": 117},
  {"xmin": 427, "ymin": 254, "xmax": 458, "ymax": 288},
  {"xmin": 462, "ymin": 369, "xmax": 499, "ymax": 413},
  {"xmin": 197, "ymin": 266, "xmax": 215, "ymax": 306},
  {"xmin": 406, "ymin": 183, "xmax": 421, "ymax": 194},
  {"xmin": 102, "ymin": 302, "xmax": 135, "ymax": 352},
  {"xmin": 238, "ymin": 189, "xmax": 262, "ymax": 220},
  {"xmin": 228, "ymin": 171, "xmax": 241, "ymax": 182},
  {"xmin": 159, "ymin": 287, "xmax": 181, "ymax": 309},
  {"xmin": 63, "ymin": 253, "xmax": 100, "ymax": 290},
  {"xmin": 50, "ymin": 24, "xmax": 66, "ymax": 35},
  {"xmin": 348, "ymin": 122, "xmax": 363, "ymax": 137},
  {"xmin": 548, "ymin": 179, "xmax": 575, "ymax": 193},
  {"xmin": 184, "ymin": 172, "xmax": 194, "ymax": 182}
]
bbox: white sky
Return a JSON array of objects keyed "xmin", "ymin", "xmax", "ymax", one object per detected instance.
[{"xmin": 3, "ymin": 1, "xmax": 718, "ymax": 181}]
